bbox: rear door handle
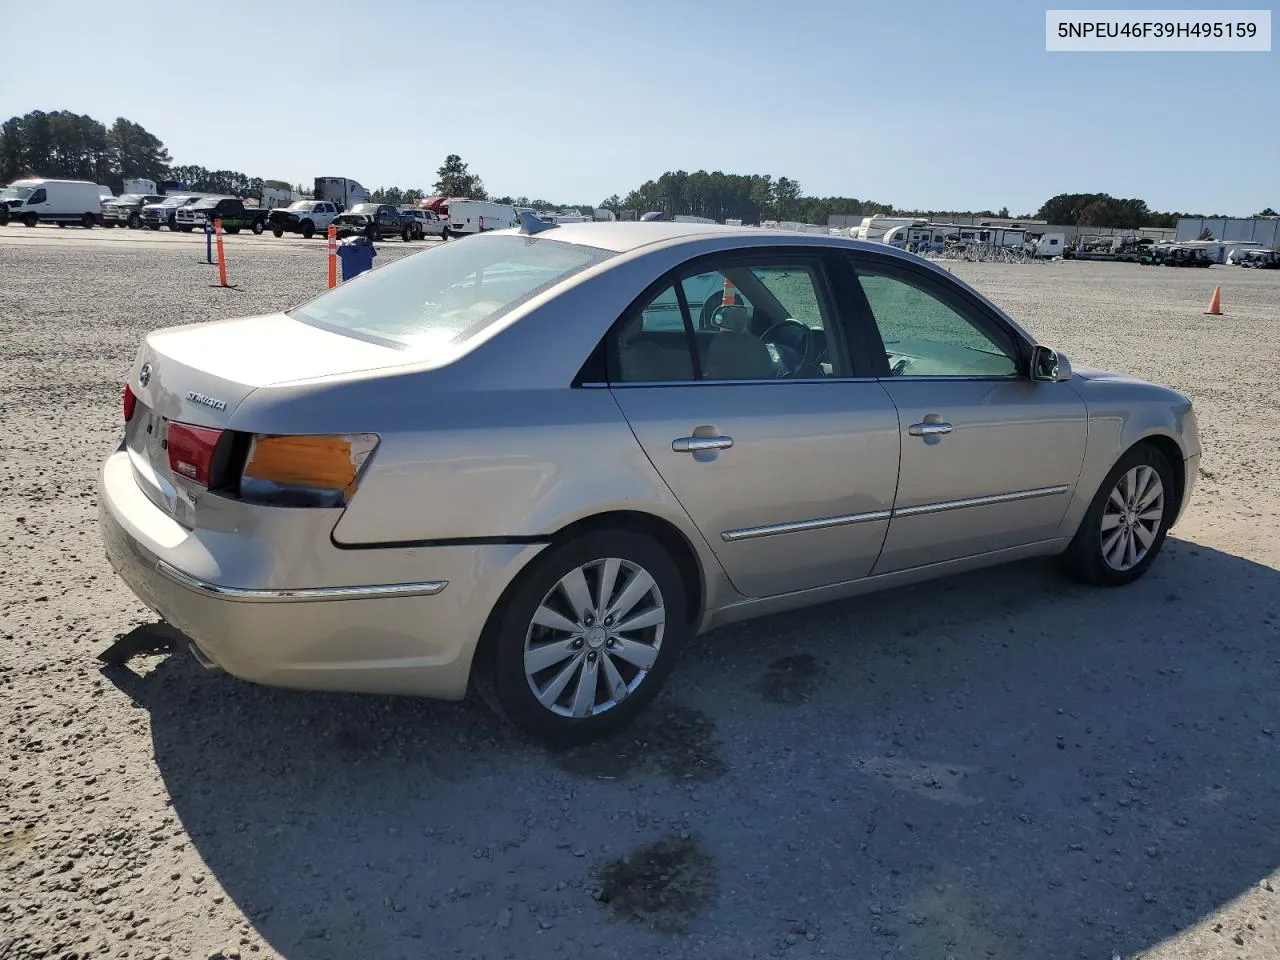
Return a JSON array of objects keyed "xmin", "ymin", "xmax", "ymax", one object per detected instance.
[
  {"xmin": 908, "ymin": 421, "xmax": 953, "ymax": 437},
  {"xmin": 672, "ymin": 435, "xmax": 734, "ymax": 453}
]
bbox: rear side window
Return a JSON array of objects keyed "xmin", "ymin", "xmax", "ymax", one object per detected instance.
[{"xmin": 289, "ymin": 235, "xmax": 613, "ymax": 350}]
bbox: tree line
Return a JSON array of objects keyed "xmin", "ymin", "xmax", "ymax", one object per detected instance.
[{"xmin": 2, "ymin": 109, "xmax": 1270, "ymax": 226}]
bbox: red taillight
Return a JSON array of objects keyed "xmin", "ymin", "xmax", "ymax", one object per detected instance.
[
  {"xmin": 123, "ymin": 384, "xmax": 137, "ymax": 422},
  {"xmin": 167, "ymin": 423, "xmax": 223, "ymax": 487}
]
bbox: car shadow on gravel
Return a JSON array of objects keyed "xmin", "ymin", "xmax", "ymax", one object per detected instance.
[{"xmin": 103, "ymin": 536, "xmax": 1280, "ymax": 960}]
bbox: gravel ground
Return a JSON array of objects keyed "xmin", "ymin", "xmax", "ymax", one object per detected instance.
[{"xmin": 2, "ymin": 231, "xmax": 1278, "ymax": 960}]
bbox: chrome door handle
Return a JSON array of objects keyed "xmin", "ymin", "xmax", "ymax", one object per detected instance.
[
  {"xmin": 908, "ymin": 421, "xmax": 953, "ymax": 437},
  {"xmin": 672, "ymin": 435, "xmax": 734, "ymax": 453}
]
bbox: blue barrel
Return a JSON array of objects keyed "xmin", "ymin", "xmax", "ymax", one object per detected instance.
[{"xmin": 337, "ymin": 236, "xmax": 377, "ymax": 281}]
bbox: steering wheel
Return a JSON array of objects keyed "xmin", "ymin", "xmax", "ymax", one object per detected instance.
[{"xmin": 759, "ymin": 319, "xmax": 815, "ymax": 377}]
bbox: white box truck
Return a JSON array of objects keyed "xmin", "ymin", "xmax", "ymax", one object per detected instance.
[
  {"xmin": 0, "ymin": 179, "xmax": 106, "ymax": 228},
  {"xmin": 447, "ymin": 199, "xmax": 517, "ymax": 235}
]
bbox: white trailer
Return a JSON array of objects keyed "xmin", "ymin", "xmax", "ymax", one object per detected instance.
[
  {"xmin": 447, "ymin": 199, "xmax": 517, "ymax": 234},
  {"xmin": 854, "ymin": 215, "xmax": 928, "ymax": 241}
]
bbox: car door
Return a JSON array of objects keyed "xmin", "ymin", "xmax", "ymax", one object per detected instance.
[
  {"xmin": 606, "ymin": 250, "xmax": 901, "ymax": 599},
  {"xmin": 835, "ymin": 254, "xmax": 1088, "ymax": 574}
]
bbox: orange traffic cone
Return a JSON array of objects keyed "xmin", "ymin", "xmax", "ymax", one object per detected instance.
[
  {"xmin": 722, "ymin": 278, "xmax": 738, "ymax": 306},
  {"xmin": 1204, "ymin": 286, "xmax": 1223, "ymax": 315}
]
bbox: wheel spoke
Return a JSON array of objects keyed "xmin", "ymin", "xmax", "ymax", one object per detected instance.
[
  {"xmin": 608, "ymin": 636, "xmax": 658, "ymax": 671},
  {"xmin": 558, "ymin": 566, "xmax": 594, "ymax": 622},
  {"xmin": 607, "ymin": 568, "xmax": 656, "ymax": 621},
  {"xmin": 1131, "ymin": 467, "xmax": 1153, "ymax": 506},
  {"xmin": 1137, "ymin": 481, "xmax": 1163, "ymax": 510},
  {"xmin": 525, "ymin": 637, "xmax": 580, "ymax": 673},
  {"xmin": 571, "ymin": 655, "xmax": 600, "ymax": 717},
  {"xmin": 1124, "ymin": 527, "xmax": 1138, "ymax": 567},
  {"xmin": 1121, "ymin": 470, "xmax": 1136, "ymax": 506},
  {"xmin": 1133, "ymin": 521, "xmax": 1156, "ymax": 550},
  {"xmin": 1138, "ymin": 506, "xmax": 1163, "ymax": 522},
  {"xmin": 600, "ymin": 651, "xmax": 629, "ymax": 702},
  {"xmin": 613, "ymin": 606, "xmax": 665, "ymax": 634},
  {"xmin": 1102, "ymin": 526, "xmax": 1125, "ymax": 561},
  {"xmin": 596, "ymin": 558, "xmax": 621, "ymax": 617},
  {"xmin": 1100, "ymin": 512, "xmax": 1123, "ymax": 532},
  {"xmin": 532, "ymin": 604, "xmax": 580, "ymax": 635},
  {"xmin": 537, "ymin": 653, "xmax": 584, "ymax": 707},
  {"xmin": 1109, "ymin": 487, "xmax": 1126, "ymax": 511}
]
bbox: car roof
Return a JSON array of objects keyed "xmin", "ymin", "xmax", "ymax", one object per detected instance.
[{"xmin": 495, "ymin": 220, "xmax": 917, "ymax": 259}]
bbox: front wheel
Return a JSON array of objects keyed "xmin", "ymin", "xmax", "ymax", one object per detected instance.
[
  {"xmin": 1060, "ymin": 444, "xmax": 1176, "ymax": 587},
  {"xmin": 128, "ymin": 213, "xmax": 141, "ymax": 229},
  {"xmin": 272, "ymin": 227, "xmax": 284, "ymax": 238},
  {"xmin": 22, "ymin": 213, "xmax": 38, "ymax": 228},
  {"xmin": 473, "ymin": 530, "xmax": 689, "ymax": 745},
  {"xmin": 251, "ymin": 220, "xmax": 264, "ymax": 235}
]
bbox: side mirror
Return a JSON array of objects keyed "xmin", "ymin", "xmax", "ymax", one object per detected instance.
[{"xmin": 1031, "ymin": 345, "xmax": 1072, "ymax": 382}]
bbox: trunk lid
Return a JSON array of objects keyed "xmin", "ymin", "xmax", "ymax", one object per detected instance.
[{"xmin": 125, "ymin": 312, "xmax": 409, "ymax": 525}]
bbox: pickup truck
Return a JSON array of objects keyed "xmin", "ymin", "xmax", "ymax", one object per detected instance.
[
  {"xmin": 333, "ymin": 203, "xmax": 405, "ymax": 241},
  {"xmin": 266, "ymin": 199, "xmax": 341, "ymax": 239},
  {"xmin": 101, "ymin": 193, "xmax": 164, "ymax": 229},
  {"xmin": 140, "ymin": 195, "xmax": 202, "ymax": 230},
  {"xmin": 173, "ymin": 197, "xmax": 271, "ymax": 235},
  {"xmin": 398, "ymin": 207, "xmax": 449, "ymax": 240}
]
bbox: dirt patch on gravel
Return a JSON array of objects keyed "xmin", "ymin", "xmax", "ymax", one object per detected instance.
[
  {"xmin": 756, "ymin": 652, "xmax": 824, "ymax": 704},
  {"xmin": 594, "ymin": 833, "xmax": 718, "ymax": 933}
]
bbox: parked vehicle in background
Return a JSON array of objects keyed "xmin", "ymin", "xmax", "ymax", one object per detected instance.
[
  {"xmin": 175, "ymin": 197, "xmax": 271, "ymax": 235},
  {"xmin": 1238, "ymin": 249, "xmax": 1280, "ymax": 269},
  {"xmin": 313, "ymin": 176, "xmax": 370, "ymax": 212},
  {"xmin": 98, "ymin": 221, "xmax": 1200, "ymax": 744},
  {"xmin": 447, "ymin": 199, "xmax": 517, "ymax": 235},
  {"xmin": 101, "ymin": 193, "xmax": 165, "ymax": 229},
  {"xmin": 399, "ymin": 207, "xmax": 448, "ymax": 240},
  {"xmin": 259, "ymin": 185, "xmax": 297, "ymax": 210},
  {"xmin": 1164, "ymin": 247, "xmax": 1213, "ymax": 268},
  {"xmin": 98, "ymin": 185, "xmax": 114, "ymax": 201},
  {"xmin": 0, "ymin": 179, "xmax": 106, "ymax": 228},
  {"xmin": 267, "ymin": 199, "xmax": 340, "ymax": 238},
  {"xmin": 333, "ymin": 203, "xmax": 403, "ymax": 241},
  {"xmin": 140, "ymin": 195, "xmax": 202, "ymax": 231},
  {"xmin": 123, "ymin": 178, "xmax": 188, "ymax": 196}
]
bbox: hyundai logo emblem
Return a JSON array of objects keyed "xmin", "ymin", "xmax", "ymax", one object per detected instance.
[{"xmin": 138, "ymin": 363, "xmax": 152, "ymax": 387}]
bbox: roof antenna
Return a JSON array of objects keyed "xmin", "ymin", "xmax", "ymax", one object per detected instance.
[{"xmin": 518, "ymin": 211, "xmax": 559, "ymax": 235}]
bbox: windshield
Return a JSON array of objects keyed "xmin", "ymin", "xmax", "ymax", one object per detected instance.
[
  {"xmin": 288, "ymin": 235, "xmax": 612, "ymax": 350},
  {"xmin": 346, "ymin": 204, "xmax": 377, "ymax": 215},
  {"xmin": 193, "ymin": 198, "xmax": 221, "ymax": 209},
  {"xmin": 286, "ymin": 200, "xmax": 313, "ymax": 211},
  {"xmin": 1, "ymin": 185, "xmax": 33, "ymax": 200}
]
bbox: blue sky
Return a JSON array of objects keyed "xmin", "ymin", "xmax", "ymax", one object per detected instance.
[{"xmin": 1, "ymin": 0, "xmax": 1275, "ymax": 214}]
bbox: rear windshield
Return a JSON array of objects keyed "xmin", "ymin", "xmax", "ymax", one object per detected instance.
[{"xmin": 288, "ymin": 235, "xmax": 612, "ymax": 350}]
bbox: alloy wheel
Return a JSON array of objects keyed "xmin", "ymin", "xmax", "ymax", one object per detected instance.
[
  {"xmin": 1100, "ymin": 464, "xmax": 1165, "ymax": 571},
  {"xmin": 524, "ymin": 558, "xmax": 665, "ymax": 719}
]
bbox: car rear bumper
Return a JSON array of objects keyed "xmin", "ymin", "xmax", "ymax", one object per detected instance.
[{"xmin": 98, "ymin": 446, "xmax": 543, "ymax": 699}]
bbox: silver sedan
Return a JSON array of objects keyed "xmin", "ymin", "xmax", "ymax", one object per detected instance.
[{"xmin": 98, "ymin": 218, "xmax": 1200, "ymax": 743}]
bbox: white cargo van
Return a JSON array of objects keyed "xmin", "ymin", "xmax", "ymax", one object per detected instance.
[
  {"xmin": 1, "ymin": 179, "xmax": 105, "ymax": 228},
  {"xmin": 447, "ymin": 199, "xmax": 517, "ymax": 235}
]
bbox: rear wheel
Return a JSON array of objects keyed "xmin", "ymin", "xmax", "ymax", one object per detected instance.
[
  {"xmin": 81, "ymin": 213, "xmax": 95, "ymax": 228},
  {"xmin": 402, "ymin": 227, "xmax": 413, "ymax": 242},
  {"xmin": 225, "ymin": 226, "xmax": 241, "ymax": 234},
  {"xmin": 441, "ymin": 227, "xmax": 452, "ymax": 240},
  {"xmin": 272, "ymin": 227, "xmax": 284, "ymax": 238},
  {"xmin": 251, "ymin": 219, "xmax": 264, "ymax": 235},
  {"xmin": 300, "ymin": 219, "xmax": 315, "ymax": 239},
  {"xmin": 473, "ymin": 529, "xmax": 689, "ymax": 745},
  {"xmin": 128, "ymin": 212, "xmax": 141, "ymax": 229},
  {"xmin": 1060, "ymin": 444, "xmax": 1176, "ymax": 587}
]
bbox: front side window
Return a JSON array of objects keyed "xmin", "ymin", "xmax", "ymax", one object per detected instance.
[
  {"xmin": 608, "ymin": 258, "xmax": 850, "ymax": 383},
  {"xmin": 852, "ymin": 264, "xmax": 1019, "ymax": 378},
  {"xmin": 27, "ymin": 188, "xmax": 46, "ymax": 204},
  {"xmin": 289, "ymin": 235, "xmax": 612, "ymax": 351}
]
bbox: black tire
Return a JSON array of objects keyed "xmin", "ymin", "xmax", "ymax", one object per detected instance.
[
  {"xmin": 146, "ymin": 224, "xmax": 159, "ymax": 231},
  {"xmin": 102, "ymin": 220, "xmax": 115, "ymax": 228},
  {"xmin": 1059, "ymin": 443, "xmax": 1176, "ymax": 587},
  {"xmin": 272, "ymin": 227, "xmax": 284, "ymax": 238},
  {"xmin": 251, "ymin": 219, "xmax": 264, "ymax": 235},
  {"xmin": 82, "ymin": 213, "xmax": 95, "ymax": 228},
  {"xmin": 441, "ymin": 227, "xmax": 451, "ymax": 240},
  {"xmin": 402, "ymin": 227, "xmax": 413, "ymax": 242},
  {"xmin": 472, "ymin": 529, "xmax": 690, "ymax": 745},
  {"xmin": 128, "ymin": 212, "xmax": 141, "ymax": 229},
  {"xmin": 22, "ymin": 213, "xmax": 38, "ymax": 228},
  {"xmin": 300, "ymin": 219, "xmax": 315, "ymax": 239},
  {"xmin": 225, "ymin": 226, "xmax": 240, "ymax": 235}
]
